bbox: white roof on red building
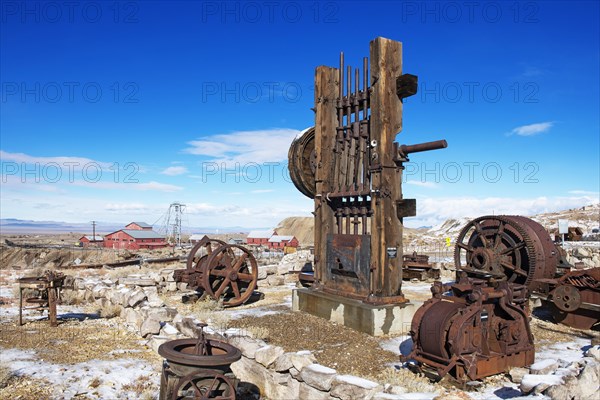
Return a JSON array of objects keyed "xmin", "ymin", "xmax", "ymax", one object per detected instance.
[
  {"xmin": 247, "ymin": 229, "xmax": 275, "ymax": 239},
  {"xmin": 268, "ymin": 235, "xmax": 295, "ymax": 243}
]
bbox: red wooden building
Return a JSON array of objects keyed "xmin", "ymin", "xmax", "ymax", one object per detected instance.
[
  {"xmin": 125, "ymin": 222, "xmax": 153, "ymax": 231},
  {"xmin": 246, "ymin": 229, "xmax": 277, "ymax": 246},
  {"xmin": 103, "ymin": 228, "xmax": 168, "ymax": 250},
  {"xmin": 267, "ymin": 235, "xmax": 299, "ymax": 250},
  {"xmin": 79, "ymin": 235, "xmax": 103, "ymax": 247}
]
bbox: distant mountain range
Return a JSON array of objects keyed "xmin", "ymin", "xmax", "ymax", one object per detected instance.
[{"xmin": 0, "ymin": 218, "xmax": 253, "ymax": 234}]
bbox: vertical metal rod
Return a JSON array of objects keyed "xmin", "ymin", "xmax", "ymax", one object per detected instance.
[
  {"xmin": 361, "ymin": 205, "xmax": 368, "ymax": 235},
  {"xmin": 333, "ymin": 52, "xmax": 345, "ymax": 193},
  {"xmin": 345, "ymin": 206, "xmax": 351, "ymax": 235},
  {"xmin": 352, "ymin": 207, "xmax": 359, "ymax": 235},
  {"xmin": 353, "ymin": 68, "xmax": 361, "ymax": 192},
  {"xmin": 343, "ymin": 65, "xmax": 352, "ymax": 192},
  {"xmin": 361, "ymin": 56, "xmax": 370, "ymax": 193}
]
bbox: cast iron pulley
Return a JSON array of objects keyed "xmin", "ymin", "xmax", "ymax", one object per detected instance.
[
  {"xmin": 454, "ymin": 215, "xmax": 557, "ymax": 290},
  {"xmin": 202, "ymin": 244, "xmax": 258, "ymax": 307},
  {"xmin": 171, "ymin": 371, "xmax": 235, "ymax": 400},
  {"xmin": 288, "ymin": 127, "xmax": 316, "ymax": 199},
  {"xmin": 551, "ymin": 284, "xmax": 581, "ymax": 312}
]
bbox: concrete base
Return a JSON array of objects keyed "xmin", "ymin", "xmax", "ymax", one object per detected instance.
[{"xmin": 292, "ymin": 288, "xmax": 421, "ymax": 336}]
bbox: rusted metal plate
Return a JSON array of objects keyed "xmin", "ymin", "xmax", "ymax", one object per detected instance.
[{"xmin": 324, "ymin": 234, "xmax": 371, "ymax": 297}]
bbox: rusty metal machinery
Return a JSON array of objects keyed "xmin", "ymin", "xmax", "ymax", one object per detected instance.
[
  {"xmin": 454, "ymin": 215, "xmax": 599, "ymax": 329},
  {"xmin": 454, "ymin": 216, "xmax": 558, "ymax": 292},
  {"xmin": 535, "ymin": 267, "xmax": 600, "ymax": 330},
  {"xmin": 173, "ymin": 236, "xmax": 258, "ymax": 307},
  {"xmin": 289, "ymin": 37, "xmax": 447, "ymax": 305},
  {"xmin": 402, "ymin": 252, "xmax": 440, "ymax": 281},
  {"xmin": 404, "ymin": 274, "xmax": 534, "ymax": 381},
  {"xmin": 158, "ymin": 323, "xmax": 241, "ymax": 400},
  {"xmin": 18, "ymin": 270, "xmax": 65, "ymax": 327}
]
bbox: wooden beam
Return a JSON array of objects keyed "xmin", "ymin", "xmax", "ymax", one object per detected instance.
[
  {"xmin": 369, "ymin": 37, "xmax": 404, "ymax": 297},
  {"xmin": 313, "ymin": 66, "xmax": 338, "ymax": 285}
]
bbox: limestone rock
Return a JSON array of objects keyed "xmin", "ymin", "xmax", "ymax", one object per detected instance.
[
  {"xmin": 529, "ymin": 359, "xmax": 559, "ymax": 375},
  {"xmin": 508, "ymin": 367, "xmax": 529, "ymax": 383},
  {"xmin": 160, "ymin": 323, "xmax": 180, "ymax": 338},
  {"xmin": 289, "ymin": 367, "xmax": 302, "ymax": 381},
  {"xmin": 146, "ymin": 307, "xmax": 177, "ymax": 323},
  {"xmin": 140, "ymin": 317, "xmax": 161, "ymax": 337},
  {"xmin": 228, "ymin": 336, "xmax": 266, "ymax": 359},
  {"xmin": 574, "ymin": 247, "xmax": 591, "ymax": 258},
  {"xmin": 520, "ymin": 374, "xmax": 564, "ymax": 394},
  {"xmin": 255, "ymin": 345, "xmax": 285, "ymax": 368},
  {"xmin": 585, "ymin": 345, "xmax": 600, "ymax": 361},
  {"xmin": 127, "ymin": 288, "xmax": 146, "ymax": 307},
  {"xmin": 266, "ymin": 275, "xmax": 285, "ymax": 286},
  {"xmin": 330, "ymin": 374, "xmax": 382, "ymax": 400},
  {"xmin": 291, "ymin": 350, "xmax": 316, "ymax": 372},
  {"xmin": 257, "ymin": 267, "xmax": 268, "ymax": 280},
  {"xmin": 298, "ymin": 382, "xmax": 333, "ymax": 400},
  {"xmin": 274, "ymin": 352, "xmax": 295, "ymax": 372},
  {"xmin": 300, "ymin": 364, "xmax": 337, "ymax": 391},
  {"xmin": 149, "ymin": 335, "xmax": 170, "ymax": 353},
  {"xmin": 124, "ymin": 308, "xmax": 143, "ymax": 329},
  {"xmin": 92, "ymin": 284, "xmax": 109, "ymax": 299}
]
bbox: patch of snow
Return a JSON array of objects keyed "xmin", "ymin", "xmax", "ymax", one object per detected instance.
[
  {"xmin": 306, "ymin": 363, "xmax": 336, "ymax": 374},
  {"xmin": 335, "ymin": 374, "xmax": 379, "ymax": 388},
  {"xmin": 1, "ymin": 347, "xmax": 159, "ymax": 400},
  {"xmin": 379, "ymin": 335, "xmax": 412, "ymax": 356},
  {"xmin": 535, "ymin": 338, "xmax": 590, "ymax": 364}
]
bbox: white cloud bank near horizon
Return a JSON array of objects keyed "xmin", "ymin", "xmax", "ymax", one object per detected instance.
[{"xmin": 507, "ymin": 121, "xmax": 554, "ymax": 137}]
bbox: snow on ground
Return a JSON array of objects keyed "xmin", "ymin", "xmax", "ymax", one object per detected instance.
[
  {"xmin": 535, "ymin": 337, "xmax": 591, "ymax": 364},
  {"xmin": 0, "ymin": 347, "xmax": 159, "ymax": 399},
  {"xmin": 379, "ymin": 335, "xmax": 412, "ymax": 356}
]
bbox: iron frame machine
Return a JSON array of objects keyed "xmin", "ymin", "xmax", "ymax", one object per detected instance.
[
  {"xmin": 288, "ymin": 37, "xmax": 447, "ymax": 304},
  {"xmin": 406, "ymin": 215, "xmax": 599, "ymax": 382}
]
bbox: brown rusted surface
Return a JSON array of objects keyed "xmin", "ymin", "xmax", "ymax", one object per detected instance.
[
  {"xmin": 173, "ymin": 236, "xmax": 258, "ymax": 307},
  {"xmin": 542, "ymin": 267, "xmax": 600, "ymax": 330},
  {"xmin": 402, "ymin": 252, "xmax": 440, "ymax": 281},
  {"xmin": 159, "ymin": 323, "xmax": 240, "ymax": 400},
  {"xmin": 454, "ymin": 215, "xmax": 556, "ymax": 291},
  {"xmin": 18, "ymin": 270, "xmax": 65, "ymax": 327},
  {"xmin": 288, "ymin": 37, "xmax": 446, "ymax": 307},
  {"xmin": 405, "ymin": 274, "xmax": 534, "ymax": 381}
]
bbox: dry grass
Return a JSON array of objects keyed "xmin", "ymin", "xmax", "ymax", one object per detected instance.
[
  {"xmin": 122, "ymin": 375, "xmax": 156, "ymax": 400},
  {"xmin": 244, "ymin": 326, "xmax": 269, "ymax": 340},
  {"xmin": 59, "ymin": 289, "xmax": 82, "ymax": 305},
  {"xmin": 99, "ymin": 303, "xmax": 121, "ymax": 318},
  {"xmin": 369, "ymin": 367, "xmax": 440, "ymax": 393},
  {"xmin": 188, "ymin": 297, "xmax": 230, "ymax": 329},
  {"xmin": 0, "ymin": 372, "xmax": 54, "ymax": 400},
  {"xmin": 0, "ymin": 319, "xmax": 160, "ymax": 365}
]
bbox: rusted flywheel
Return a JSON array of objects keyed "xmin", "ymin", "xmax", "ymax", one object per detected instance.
[
  {"xmin": 288, "ymin": 126, "xmax": 316, "ymax": 199},
  {"xmin": 187, "ymin": 238, "xmax": 228, "ymax": 270},
  {"xmin": 202, "ymin": 244, "xmax": 258, "ymax": 307},
  {"xmin": 171, "ymin": 372, "xmax": 235, "ymax": 400},
  {"xmin": 454, "ymin": 216, "xmax": 557, "ymax": 291}
]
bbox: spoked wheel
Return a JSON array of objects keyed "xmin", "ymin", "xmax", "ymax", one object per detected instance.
[
  {"xmin": 202, "ymin": 244, "xmax": 258, "ymax": 307},
  {"xmin": 288, "ymin": 126, "xmax": 316, "ymax": 199},
  {"xmin": 454, "ymin": 216, "xmax": 556, "ymax": 289},
  {"xmin": 187, "ymin": 237, "xmax": 228, "ymax": 270},
  {"xmin": 171, "ymin": 372, "xmax": 235, "ymax": 400}
]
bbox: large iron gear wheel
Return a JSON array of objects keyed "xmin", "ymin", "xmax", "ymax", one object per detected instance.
[
  {"xmin": 454, "ymin": 216, "xmax": 557, "ymax": 290},
  {"xmin": 288, "ymin": 127, "xmax": 316, "ymax": 199}
]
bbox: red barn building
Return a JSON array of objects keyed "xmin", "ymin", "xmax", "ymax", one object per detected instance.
[
  {"xmin": 103, "ymin": 229, "xmax": 168, "ymax": 250},
  {"xmin": 267, "ymin": 235, "xmax": 299, "ymax": 250},
  {"xmin": 125, "ymin": 222, "xmax": 153, "ymax": 231},
  {"xmin": 79, "ymin": 235, "xmax": 103, "ymax": 247},
  {"xmin": 246, "ymin": 229, "xmax": 277, "ymax": 246}
]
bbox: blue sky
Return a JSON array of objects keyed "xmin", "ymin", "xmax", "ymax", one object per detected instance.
[{"xmin": 1, "ymin": 0, "xmax": 599, "ymax": 230}]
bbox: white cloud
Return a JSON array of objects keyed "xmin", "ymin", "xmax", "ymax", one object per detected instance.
[
  {"xmin": 568, "ymin": 190, "xmax": 599, "ymax": 195},
  {"xmin": 251, "ymin": 189, "xmax": 275, "ymax": 193},
  {"xmin": 406, "ymin": 180, "xmax": 437, "ymax": 188},
  {"xmin": 183, "ymin": 128, "xmax": 301, "ymax": 164},
  {"xmin": 508, "ymin": 122, "xmax": 554, "ymax": 137},
  {"xmin": 0, "ymin": 150, "xmax": 113, "ymax": 168},
  {"xmin": 161, "ymin": 166, "xmax": 188, "ymax": 176},
  {"xmin": 406, "ymin": 195, "xmax": 599, "ymax": 228}
]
